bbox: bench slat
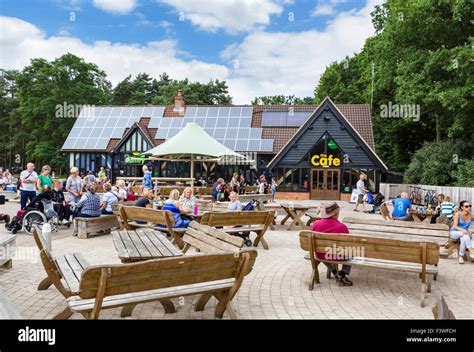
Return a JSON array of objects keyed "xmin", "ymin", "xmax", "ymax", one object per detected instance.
[
  {"xmin": 190, "ymin": 222, "xmax": 243, "ymax": 247},
  {"xmin": 64, "ymin": 254, "xmax": 86, "ymax": 282},
  {"xmin": 68, "ymin": 279, "xmax": 235, "ymax": 312},
  {"xmin": 185, "ymin": 227, "xmax": 240, "ymax": 253},
  {"xmin": 135, "ymin": 230, "xmax": 166, "ymax": 257},
  {"xmin": 119, "ymin": 231, "xmax": 142, "ymax": 260},
  {"xmin": 55, "ymin": 256, "xmax": 80, "ymax": 293},
  {"xmin": 143, "ymin": 230, "xmax": 179, "ymax": 257}
]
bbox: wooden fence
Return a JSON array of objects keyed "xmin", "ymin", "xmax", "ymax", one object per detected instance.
[{"xmin": 380, "ymin": 183, "xmax": 474, "ymax": 205}]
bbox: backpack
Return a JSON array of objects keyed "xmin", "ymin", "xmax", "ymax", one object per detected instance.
[
  {"xmin": 127, "ymin": 190, "xmax": 136, "ymax": 201},
  {"xmin": 242, "ymin": 201, "xmax": 255, "ymax": 211}
]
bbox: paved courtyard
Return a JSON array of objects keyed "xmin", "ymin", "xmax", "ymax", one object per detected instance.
[{"xmin": 0, "ymin": 197, "xmax": 473, "ymax": 320}]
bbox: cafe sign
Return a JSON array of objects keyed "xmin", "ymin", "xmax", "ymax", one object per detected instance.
[
  {"xmin": 311, "ymin": 153, "xmax": 340, "ymax": 167},
  {"xmin": 125, "ymin": 152, "xmax": 145, "ymax": 165}
]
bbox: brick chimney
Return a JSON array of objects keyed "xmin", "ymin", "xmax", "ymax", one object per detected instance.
[{"xmin": 173, "ymin": 89, "xmax": 185, "ymax": 112}]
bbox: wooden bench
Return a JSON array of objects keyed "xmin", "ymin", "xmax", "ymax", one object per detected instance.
[
  {"xmin": 182, "ymin": 221, "xmax": 244, "ymax": 254},
  {"xmin": 58, "ymin": 250, "xmax": 257, "ymax": 320},
  {"xmin": 200, "ymin": 211, "xmax": 274, "ymax": 250},
  {"xmin": 0, "ymin": 288, "xmax": 22, "ymax": 319},
  {"xmin": 111, "ymin": 201, "xmax": 136, "ymax": 229},
  {"xmin": 342, "ymin": 217, "xmax": 453, "ymax": 257},
  {"xmin": 73, "ymin": 215, "xmax": 120, "ymax": 239},
  {"xmin": 32, "ymin": 226, "xmax": 91, "ymax": 300},
  {"xmin": 299, "ymin": 231, "xmax": 440, "ymax": 307},
  {"xmin": 237, "ymin": 193, "xmax": 271, "ymax": 204},
  {"xmin": 432, "ymin": 295, "xmax": 456, "ymax": 320},
  {"xmin": 119, "ymin": 205, "xmax": 187, "ymax": 249},
  {"xmin": 0, "ymin": 234, "xmax": 16, "ymax": 269}
]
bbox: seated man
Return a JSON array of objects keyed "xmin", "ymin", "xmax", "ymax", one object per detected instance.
[
  {"xmin": 385, "ymin": 192, "xmax": 412, "ymax": 221},
  {"xmin": 311, "ymin": 202, "xmax": 353, "ymax": 286}
]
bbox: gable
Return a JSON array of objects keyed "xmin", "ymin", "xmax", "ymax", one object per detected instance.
[{"xmin": 268, "ymin": 97, "xmax": 387, "ymax": 170}]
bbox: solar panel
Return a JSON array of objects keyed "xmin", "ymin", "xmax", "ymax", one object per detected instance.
[
  {"xmin": 260, "ymin": 139, "xmax": 274, "ymax": 152},
  {"xmin": 218, "ymin": 107, "xmax": 230, "ymax": 117},
  {"xmin": 224, "ymin": 140, "xmax": 236, "ymax": 150},
  {"xmin": 151, "ymin": 107, "xmax": 165, "ymax": 117},
  {"xmin": 79, "ymin": 128, "xmax": 93, "ymax": 138},
  {"xmin": 160, "ymin": 119, "xmax": 172, "ymax": 128},
  {"xmin": 105, "ymin": 118, "xmax": 118, "ymax": 128},
  {"xmin": 184, "ymin": 106, "xmax": 197, "ymax": 117},
  {"xmin": 195, "ymin": 107, "xmax": 208, "ymax": 117},
  {"xmin": 110, "ymin": 107, "xmax": 122, "ymax": 116},
  {"xmin": 228, "ymin": 118, "xmax": 239, "ymax": 128},
  {"xmin": 240, "ymin": 117, "xmax": 251, "ymax": 128},
  {"xmin": 261, "ymin": 110, "xmax": 311, "ymax": 127},
  {"xmin": 74, "ymin": 138, "xmax": 88, "ymax": 149},
  {"xmin": 111, "ymin": 128, "xmax": 125, "ymax": 139},
  {"xmin": 235, "ymin": 139, "xmax": 248, "ymax": 151},
  {"xmin": 205, "ymin": 118, "xmax": 217, "ymax": 128},
  {"xmin": 131, "ymin": 107, "xmax": 144, "ymax": 117},
  {"xmin": 215, "ymin": 117, "xmax": 228, "ymax": 128},
  {"xmin": 207, "ymin": 107, "xmax": 219, "ymax": 117},
  {"xmin": 74, "ymin": 118, "xmax": 87, "ymax": 128},
  {"xmin": 287, "ymin": 111, "xmax": 310, "ymax": 126},
  {"xmin": 102, "ymin": 128, "xmax": 114, "ymax": 138},
  {"xmin": 241, "ymin": 106, "xmax": 253, "ymax": 117},
  {"xmin": 142, "ymin": 107, "xmax": 154, "ymax": 117},
  {"xmin": 171, "ymin": 118, "xmax": 183, "ymax": 128},
  {"xmin": 229, "ymin": 107, "xmax": 241, "ymax": 117},
  {"xmin": 194, "ymin": 118, "xmax": 205, "ymax": 128},
  {"xmin": 62, "ymin": 138, "xmax": 76, "ymax": 149},
  {"xmin": 247, "ymin": 139, "xmax": 260, "ymax": 151},
  {"xmin": 214, "ymin": 129, "xmax": 226, "ymax": 138},
  {"xmin": 226, "ymin": 128, "xmax": 238, "ymax": 139},
  {"xmin": 238, "ymin": 128, "xmax": 250, "ymax": 139},
  {"xmin": 155, "ymin": 129, "xmax": 168, "ymax": 139},
  {"xmin": 90, "ymin": 128, "xmax": 102, "ymax": 138},
  {"xmin": 250, "ymin": 128, "xmax": 262, "ymax": 139},
  {"xmin": 95, "ymin": 138, "xmax": 109, "ymax": 149},
  {"xmin": 167, "ymin": 128, "xmax": 180, "ymax": 138},
  {"xmin": 121, "ymin": 107, "xmax": 133, "ymax": 117},
  {"xmin": 68, "ymin": 128, "xmax": 81, "ymax": 138}
]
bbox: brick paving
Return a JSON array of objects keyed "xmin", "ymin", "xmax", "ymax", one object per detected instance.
[{"xmin": 0, "ymin": 198, "xmax": 473, "ymax": 320}]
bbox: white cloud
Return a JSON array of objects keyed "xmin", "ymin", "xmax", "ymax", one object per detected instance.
[
  {"xmin": 222, "ymin": 0, "xmax": 382, "ymax": 103},
  {"xmin": 310, "ymin": 0, "xmax": 348, "ymax": 17},
  {"xmin": 0, "ymin": 0, "xmax": 381, "ymax": 104},
  {"xmin": 158, "ymin": 0, "xmax": 283, "ymax": 34},
  {"xmin": 92, "ymin": 0, "xmax": 137, "ymax": 14},
  {"xmin": 0, "ymin": 16, "xmax": 228, "ymax": 87}
]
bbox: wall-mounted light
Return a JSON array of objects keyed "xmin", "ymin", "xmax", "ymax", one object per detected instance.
[
  {"xmin": 293, "ymin": 145, "xmax": 298, "ymax": 149},
  {"xmin": 324, "ymin": 115, "xmax": 331, "ymax": 121},
  {"xmin": 308, "ymin": 126, "xmax": 313, "ymax": 130}
]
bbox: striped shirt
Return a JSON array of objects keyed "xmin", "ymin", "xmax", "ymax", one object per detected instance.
[
  {"xmin": 77, "ymin": 192, "xmax": 101, "ymax": 217},
  {"xmin": 440, "ymin": 202, "xmax": 455, "ymax": 219}
]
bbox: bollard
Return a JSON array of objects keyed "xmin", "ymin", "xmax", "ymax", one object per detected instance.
[{"xmin": 42, "ymin": 223, "xmax": 52, "ymax": 252}]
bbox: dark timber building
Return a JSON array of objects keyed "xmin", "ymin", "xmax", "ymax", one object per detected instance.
[{"xmin": 61, "ymin": 92, "xmax": 387, "ymax": 200}]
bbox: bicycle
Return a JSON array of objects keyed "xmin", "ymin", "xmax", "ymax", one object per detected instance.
[
  {"xmin": 424, "ymin": 189, "xmax": 438, "ymax": 207},
  {"xmin": 409, "ymin": 186, "xmax": 422, "ymax": 205}
]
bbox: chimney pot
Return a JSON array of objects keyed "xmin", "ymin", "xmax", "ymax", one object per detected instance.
[{"xmin": 174, "ymin": 89, "xmax": 185, "ymax": 112}]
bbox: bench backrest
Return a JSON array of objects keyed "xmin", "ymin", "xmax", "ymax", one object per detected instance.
[
  {"xmin": 182, "ymin": 221, "xmax": 244, "ymax": 253},
  {"xmin": 78, "ymin": 250, "xmax": 258, "ymax": 300},
  {"xmin": 342, "ymin": 217, "xmax": 449, "ymax": 239},
  {"xmin": 238, "ymin": 194, "xmax": 271, "ymax": 203},
  {"xmin": 299, "ymin": 231, "xmax": 440, "ymax": 265},
  {"xmin": 32, "ymin": 226, "xmax": 72, "ymax": 298},
  {"xmin": 119, "ymin": 205, "xmax": 175, "ymax": 229},
  {"xmin": 201, "ymin": 211, "xmax": 273, "ymax": 228}
]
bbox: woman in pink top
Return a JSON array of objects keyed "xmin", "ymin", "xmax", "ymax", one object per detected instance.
[{"xmin": 311, "ymin": 202, "xmax": 353, "ymax": 286}]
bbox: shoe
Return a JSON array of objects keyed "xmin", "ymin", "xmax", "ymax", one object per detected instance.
[
  {"xmin": 337, "ymin": 276, "xmax": 353, "ymax": 286},
  {"xmin": 458, "ymin": 256, "xmax": 465, "ymax": 264},
  {"xmin": 61, "ymin": 219, "xmax": 69, "ymax": 225}
]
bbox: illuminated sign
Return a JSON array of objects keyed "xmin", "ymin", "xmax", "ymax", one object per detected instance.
[
  {"xmin": 125, "ymin": 152, "xmax": 145, "ymax": 164},
  {"xmin": 311, "ymin": 153, "xmax": 340, "ymax": 167}
]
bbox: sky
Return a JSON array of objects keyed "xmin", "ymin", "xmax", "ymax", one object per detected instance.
[{"xmin": 0, "ymin": 0, "xmax": 382, "ymax": 104}]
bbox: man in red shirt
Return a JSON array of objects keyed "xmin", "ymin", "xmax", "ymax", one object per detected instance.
[{"xmin": 311, "ymin": 202, "xmax": 353, "ymax": 286}]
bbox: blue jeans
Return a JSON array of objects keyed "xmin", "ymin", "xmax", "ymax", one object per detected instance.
[
  {"xmin": 20, "ymin": 190, "xmax": 36, "ymax": 210},
  {"xmin": 450, "ymin": 230, "xmax": 472, "ymax": 256}
]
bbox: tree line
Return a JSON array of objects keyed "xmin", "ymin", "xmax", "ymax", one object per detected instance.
[{"xmin": 0, "ymin": 0, "xmax": 472, "ymax": 185}]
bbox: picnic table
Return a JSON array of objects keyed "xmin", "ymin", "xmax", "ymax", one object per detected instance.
[
  {"xmin": 409, "ymin": 209, "xmax": 435, "ymax": 224},
  {"xmin": 112, "ymin": 229, "xmax": 183, "ymax": 263},
  {"xmin": 280, "ymin": 203, "xmax": 313, "ymax": 231}
]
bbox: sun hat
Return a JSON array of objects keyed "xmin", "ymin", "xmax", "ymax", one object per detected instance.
[{"xmin": 320, "ymin": 202, "xmax": 341, "ymax": 219}]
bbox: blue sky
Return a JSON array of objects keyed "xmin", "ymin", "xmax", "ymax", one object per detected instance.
[{"xmin": 0, "ymin": 0, "xmax": 380, "ymax": 103}]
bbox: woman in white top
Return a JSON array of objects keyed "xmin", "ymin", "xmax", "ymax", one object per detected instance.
[
  {"xmin": 101, "ymin": 183, "xmax": 120, "ymax": 215},
  {"xmin": 65, "ymin": 167, "xmax": 83, "ymax": 203},
  {"xmin": 116, "ymin": 180, "xmax": 128, "ymax": 201}
]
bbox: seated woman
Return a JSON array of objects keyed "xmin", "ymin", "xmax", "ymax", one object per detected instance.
[
  {"xmin": 101, "ymin": 183, "xmax": 120, "ymax": 215},
  {"xmin": 162, "ymin": 189, "xmax": 190, "ymax": 228},
  {"xmin": 450, "ymin": 200, "xmax": 473, "ymax": 264},
  {"xmin": 311, "ymin": 202, "xmax": 353, "ymax": 286},
  {"xmin": 179, "ymin": 187, "xmax": 197, "ymax": 212},
  {"xmin": 227, "ymin": 192, "xmax": 243, "ymax": 211},
  {"xmin": 52, "ymin": 181, "xmax": 72, "ymax": 225},
  {"xmin": 135, "ymin": 188, "xmax": 155, "ymax": 208},
  {"xmin": 74, "ymin": 184, "xmax": 101, "ymax": 218}
]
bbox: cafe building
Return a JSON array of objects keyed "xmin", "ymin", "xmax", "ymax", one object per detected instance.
[{"xmin": 61, "ymin": 92, "xmax": 387, "ymax": 200}]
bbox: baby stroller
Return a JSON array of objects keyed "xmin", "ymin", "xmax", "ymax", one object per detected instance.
[
  {"xmin": 234, "ymin": 200, "xmax": 260, "ymax": 247},
  {"xmin": 364, "ymin": 191, "xmax": 385, "ymax": 214},
  {"xmin": 5, "ymin": 198, "xmax": 58, "ymax": 235}
]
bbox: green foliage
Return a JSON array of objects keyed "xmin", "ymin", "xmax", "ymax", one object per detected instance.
[
  {"xmin": 453, "ymin": 160, "xmax": 474, "ymax": 187},
  {"xmin": 314, "ymin": 0, "xmax": 473, "ymax": 177},
  {"xmin": 251, "ymin": 95, "xmax": 314, "ymax": 105},
  {"xmin": 15, "ymin": 53, "xmax": 112, "ymax": 172},
  {"xmin": 403, "ymin": 140, "xmax": 460, "ymax": 186}
]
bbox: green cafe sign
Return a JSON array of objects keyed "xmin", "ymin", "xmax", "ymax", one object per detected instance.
[{"xmin": 125, "ymin": 152, "xmax": 145, "ymax": 164}]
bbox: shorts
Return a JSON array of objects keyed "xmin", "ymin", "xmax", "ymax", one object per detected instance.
[{"xmin": 357, "ymin": 194, "xmax": 364, "ymax": 204}]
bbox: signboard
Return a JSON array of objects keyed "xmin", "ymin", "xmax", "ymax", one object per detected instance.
[
  {"xmin": 310, "ymin": 153, "xmax": 341, "ymax": 167},
  {"xmin": 125, "ymin": 152, "xmax": 145, "ymax": 165}
]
